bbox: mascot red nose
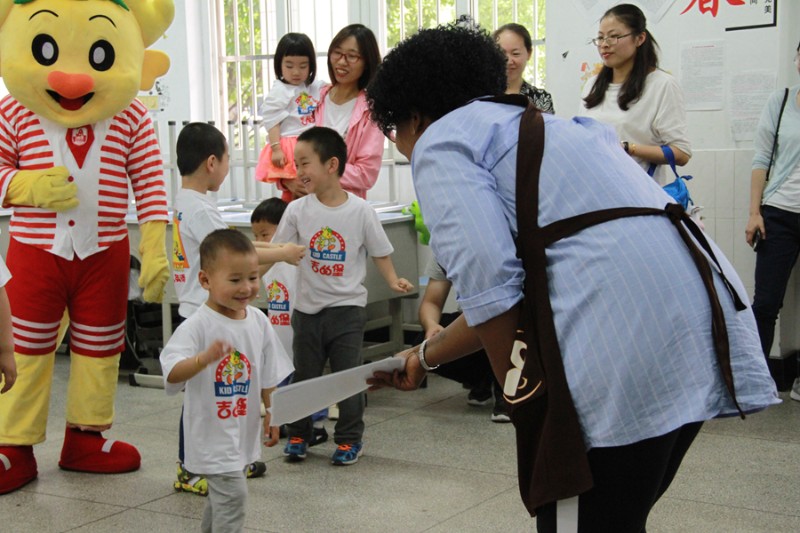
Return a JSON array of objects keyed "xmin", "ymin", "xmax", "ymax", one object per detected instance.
[{"xmin": 0, "ymin": 0, "xmax": 174, "ymax": 495}]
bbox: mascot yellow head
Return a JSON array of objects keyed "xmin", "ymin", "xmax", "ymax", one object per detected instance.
[{"xmin": 0, "ymin": 0, "xmax": 174, "ymax": 128}]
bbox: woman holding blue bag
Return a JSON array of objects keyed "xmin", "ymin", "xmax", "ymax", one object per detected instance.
[{"xmin": 580, "ymin": 3, "xmax": 691, "ymax": 186}]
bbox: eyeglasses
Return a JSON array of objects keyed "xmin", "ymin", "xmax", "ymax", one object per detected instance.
[
  {"xmin": 330, "ymin": 50, "xmax": 362, "ymax": 64},
  {"xmin": 590, "ymin": 33, "xmax": 633, "ymax": 47}
]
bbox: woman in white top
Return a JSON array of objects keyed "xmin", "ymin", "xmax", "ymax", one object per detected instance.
[
  {"xmin": 312, "ymin": 24, "xmax": 385, "ymax": 200},
  {"xmin": 581, "ymin": 3, "xmax": 691, "ymax": 185}
]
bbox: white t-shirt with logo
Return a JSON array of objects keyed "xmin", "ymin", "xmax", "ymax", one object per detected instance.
[
  {"xmin": 171, "ymin": 189, "xmax": 227, "ymax": 318},
  {"xmin": 160, "ymin": 304, "xmax": 293, "ymax": 475},
  {"xmin": 273, "ymin": 193, "xmax": 393, "ymax": 314},
  {"xmin": 262, "ymin": 262, "xmax": 297, "ymax": 357}
]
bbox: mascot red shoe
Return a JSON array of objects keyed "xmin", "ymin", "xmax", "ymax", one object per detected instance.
[{"xmin": 0, "ymin": 0, "xmax": 174, "ymax": 494}]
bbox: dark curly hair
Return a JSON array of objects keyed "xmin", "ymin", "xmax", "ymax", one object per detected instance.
[{"xmin": 367, "ymin": 19, "xmax": 507, "ymax": 134}]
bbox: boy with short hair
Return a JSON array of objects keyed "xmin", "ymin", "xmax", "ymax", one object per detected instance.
[
  {"xmin": 252, "ymin": 198, "xmax": 328, "ymax": 446},
  {"xmin": 273, "ymin": 126, "xmax": 413, "ymax": 465},
  {"xmin": 161, "ymin": 229, "xmax": 293, "ymax": 533},
  {"xmin": 171, "ymin": 123, "xmax": 304, "ymax": 494}
]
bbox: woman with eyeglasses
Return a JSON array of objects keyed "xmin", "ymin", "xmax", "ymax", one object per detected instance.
[
  {"xmin": 581, "ymin": 3, "xmax": 691, "ymax": 186},
  {"xmin": 308, "ymin": 24, "xmax": 384, "ymax": 200},
  {"xmin": 493, "ymin": 23, "xmax": 555, "ymax": 114}
]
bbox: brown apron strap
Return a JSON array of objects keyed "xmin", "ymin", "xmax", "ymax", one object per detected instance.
[
  {"xmin": 479, "ymin": 95, "xmax": 748, "ymax": 515},
  {"xmin": 486, "ymin": 95, "xmax": 594, "ymax": 513},
  {"xmin": 539, "ymin": 203, "xmax": 746, "ymax": 418}
]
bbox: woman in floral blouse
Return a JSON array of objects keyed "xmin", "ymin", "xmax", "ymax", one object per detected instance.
[{"xmin": 493, "ymin": 23, "xmax": 555, "ymax": 114}]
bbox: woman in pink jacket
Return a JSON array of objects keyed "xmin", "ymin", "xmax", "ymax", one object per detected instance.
[{"xmin": 282, "ymin": 24, "xmax": 384, "ymax": 200}]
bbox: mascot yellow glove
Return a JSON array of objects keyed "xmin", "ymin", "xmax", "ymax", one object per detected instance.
[
  {"xmin": 5, "ymin": 168, "xmax": 79, "ymax": 211},
  {"xmin": 138, "ymin": 221, "xmax": 169, "ymax": 303}
]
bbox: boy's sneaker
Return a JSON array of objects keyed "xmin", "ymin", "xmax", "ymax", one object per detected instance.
[
  {"xmin": 491, "ymin": 388, "xmax": 511, "ymax": 423},
  {"xmin": 283, "ymin": 437, "xmax": 308, "ymax": 461},
  {"xmin": 790, "ymin": 378, "xmax": 800, "ymax": 402},
  {"xmin": 174, "ymin": 461, "xmax": 208, "ymax": 496},
  {"xmin": 245, "ymin": 461, "xmax": 266, "ymax": 478},
  {"xmin": 467, "ymin": 383, "xmax": 492, "ymax": 406},
  {"xmin": 310, "ymin": 426, "xmax": 329, "ymax": 447},
  {"xmin": 331, "ymin": 442, "xmax": 363, "ymax": 466}
]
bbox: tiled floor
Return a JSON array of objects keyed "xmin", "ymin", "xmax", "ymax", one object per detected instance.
[{"xmin": 1, "ymin": 355, "xmax": 798, "ymax": 532}]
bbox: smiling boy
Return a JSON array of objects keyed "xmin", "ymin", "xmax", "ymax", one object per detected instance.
[
  {"xmin": 273, "ymin": 126, "xmax": 412, "ymax": 465},
  {"xmin": 160, "ymin": 229, "xmax": 293, "ymax": 531}
]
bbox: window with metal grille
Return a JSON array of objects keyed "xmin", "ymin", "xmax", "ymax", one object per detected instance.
[
  {"xmin": 384, "ymin": 0, "xmax": 546, "ymax": 88},
  {"xmin": 216, "ymin": 1, "xmax": 546, "ymax": 129}
]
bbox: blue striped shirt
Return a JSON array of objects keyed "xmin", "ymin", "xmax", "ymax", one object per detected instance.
[{"xmin": 412, "ymin": 101, "xmax": 779, "ymax": 449}]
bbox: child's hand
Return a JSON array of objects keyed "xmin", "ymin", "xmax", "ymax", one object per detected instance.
[
  {"xmin": 0, "ymin": 350, "xmax": 16, "ymax": 394},
  {"xmin": 271, "ymin": 147, "xmax": 286, "ymax": 168},
  {"xmin": 390, "ymin": 277, "xmax": 414, "ymax": 293},
  {"xmin": 199, "ymin": 340, "xmax": 231, "ymax": 367},
  {"xmin": 281, "ymin": 243, "xmax": 306, "ymax": 266},
  {"xmin": 263, "ymin": 412, "xmax": 279, "ymax": 447}
]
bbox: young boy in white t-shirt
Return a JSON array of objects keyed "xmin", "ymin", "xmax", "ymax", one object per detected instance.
[
  {"xmin": 252, "ymin": 197, "xmax": 328, "ymax": 446},
  {"xmin": 273, "ymin": 126, "xmax": 413, "ymax": 465},
  {"xmin": 161, "ymin": 229, "xmax": 293, "ymax": 532},
  {"xmin": 171, "ymin": 123, "xmax": 305, "ymax": 494}
]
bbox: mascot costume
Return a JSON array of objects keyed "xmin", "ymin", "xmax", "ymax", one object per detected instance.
[{"xmin": 0, "ymin": 0, "xmax": 174, "ymax": 494}]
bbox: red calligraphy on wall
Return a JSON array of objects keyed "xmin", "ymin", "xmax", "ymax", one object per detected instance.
[{"xmin": 680, "ymin": 0, "xmax": 745, "ymax": 17}]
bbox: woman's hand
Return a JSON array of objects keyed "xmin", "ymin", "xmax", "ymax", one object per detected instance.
[
  {"xmin": 367, "ymin": 347, "xmax": 426, "ymax": 392},
  {"xmin": 745, "ymin": 213, "xmax": 766, "ymax": 247}
]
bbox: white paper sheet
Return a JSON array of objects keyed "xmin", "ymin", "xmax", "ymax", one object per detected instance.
[
  {"xmin": 270, "ymin": 356, "xmax": 405, "ymax": 426},
  {"xmin": 681, "ymin": 40, "xmax": 725, "ymax": 111}
]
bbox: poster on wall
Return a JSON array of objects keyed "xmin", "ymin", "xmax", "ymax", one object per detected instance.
[
  {"xmin": 570, "ymin": 0, "xmax": 678, "ymax": 23},
  {"xmin": 729, "ymin": 71, "xmax": 775, "ymax": 142},
  {"xmin": 677, "ymin": 0, "xmax": 777, "ymax": 31},
  {"xmin": 680, "ymin": 40, "xmax": 725, "ymax": 110}
]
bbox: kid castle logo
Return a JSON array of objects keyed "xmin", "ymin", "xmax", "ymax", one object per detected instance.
[
  {"xmin": 309, "ymin": 226, "xmax": 346, "ymax": 277},
  {"xmin": 213, "ymin": 349, "xmax": 252, "ymax": 419},
  {"xmin": 267, "ymin": 280, "xmax": 291, "ymax": 326},
  {"xmin": 296, "ymin": 92, "xmax": 319, "ymax": 127}
]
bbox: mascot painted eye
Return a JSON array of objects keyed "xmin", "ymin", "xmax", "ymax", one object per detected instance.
[
  {"xmin": 32, "ymin": 33, "xmax": 58, "ymax": 65},
  {"xmin": 89, "ymin": 39, "xmax": 114, "ymax": 71}
]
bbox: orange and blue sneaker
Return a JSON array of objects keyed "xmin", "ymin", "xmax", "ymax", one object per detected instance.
[
  {"xmin": 283, "ymin": 437, "xmax": 308, "ymax": 461},
  {"xmin": 331, "ymin": 442, "xmax": 363, "ymax": 466}
]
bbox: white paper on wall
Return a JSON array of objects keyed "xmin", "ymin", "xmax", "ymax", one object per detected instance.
[
  {"xmin": 681, "ymin": 40, "xmax": 725, "ymax": 111},
  {"xmin": 729, "ymin": 71, "xmax": 776, "ymax": 142}
]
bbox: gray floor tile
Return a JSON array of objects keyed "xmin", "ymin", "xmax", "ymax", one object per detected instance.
[{"xmin": 3, "ymin": 356, "xmax": 799, "ymax": 532}]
